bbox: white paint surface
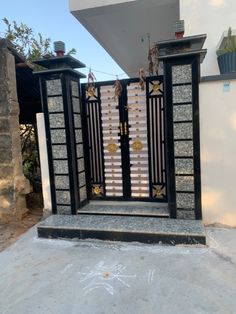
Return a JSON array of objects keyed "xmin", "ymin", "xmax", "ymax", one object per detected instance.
[
  {"xmin": 200, "ymin": 79, "xmax": 236, "ymax": 226},
  {"xmin": 180, "ymin": 0, "xmax": 236, "ymax": 76},
  {"xmin": 69, "ymin": 0, "xmax": 136, "ymax": 11},
  {"xmin": 70, "ymin": 0, "xmax": 179, "ymax": 77},
  {"xmin": 37, "ymin": 113, "xmax": 52, "ymax": 211}
]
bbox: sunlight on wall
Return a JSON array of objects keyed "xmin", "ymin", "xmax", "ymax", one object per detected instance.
[
  {"xmin": 200, "ymin": 80, "xmax": 236, "ymax": 227},
  {"xmin": 180, "ymin": 0, "xmax": 236, "ymax": 76},
  {"xmin": 229, "ymin": 113, "xmax": 236, "ymax": 131},
  {"xmin": 210, "ymin": 0, "xmax": 225, "ymax": 7},
  {"xmin": 37, "ymin": 113, "xmax": 52, "ymax": 211}
]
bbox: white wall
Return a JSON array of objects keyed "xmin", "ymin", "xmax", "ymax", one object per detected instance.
[
  {"xmin": 200, "ymin": 79, "xmax": 236, "ymax": 226},
  {"xmin": 180, "ymin": 0, "xmax": 236, "ymax": 76},
  {"xmin": 69, "ymin": 0, "xmax": 135, "ymax": 11},
  {"xmin": 36, "ymin": 113, "xmax": 52, "ymax": 211}
]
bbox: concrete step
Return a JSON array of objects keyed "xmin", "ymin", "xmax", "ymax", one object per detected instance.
[
  {"xmin": 78, "ymin": 203, "xmax": 170, "ymax": 218},
  {"xmin": 38, "ymin": 215, "xmax": 206, "ymax": 245}
]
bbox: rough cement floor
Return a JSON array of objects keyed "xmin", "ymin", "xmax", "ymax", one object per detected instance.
[{"xmin": 0, "ymin": 226, "xmax": 236, "ymax": 314}]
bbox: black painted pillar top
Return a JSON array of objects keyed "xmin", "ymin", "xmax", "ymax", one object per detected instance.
[
  {"xmin": 157, "ymin": 34, "xmax": 207, "ymax": 220},
  {"xmin": 34, "ymin": 54, "xmax": 88, "ymax": 215}
]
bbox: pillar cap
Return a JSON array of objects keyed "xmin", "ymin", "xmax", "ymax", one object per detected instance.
[
  {"xmin": 157, "ymin": 34, "xmax": 207, "ymax": 63},
  {"xmin": 34, "ymin": 54, "xmax": 86, "ymax": 70}
]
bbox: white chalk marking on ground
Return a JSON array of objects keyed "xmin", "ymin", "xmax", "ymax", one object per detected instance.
[
  {"xmin": 83, "ymin": 282, "xmax": 114, "ymax": 296},
  {"xmin": 148, "ymin": 269, "xmax": 156, "ymax": 284},
  {"xmin": 61, "ymin": 263, "xmax": 73, "ymax": 274},
  {"xmin": 206, "ymin": 231, "xmax": 220, "ymax": 249},
  {"xmin": 78, "ymin": 261, "xmax": 136, "ymax": 295}
]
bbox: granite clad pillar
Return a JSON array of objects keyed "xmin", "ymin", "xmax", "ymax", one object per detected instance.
[
  {"xmin": 158, "ymin": 35, "xmax": 207, "ymax": 219},
  {"xmin": 34, "ymin": 55, "xmax": 87, "ymax": 215}
]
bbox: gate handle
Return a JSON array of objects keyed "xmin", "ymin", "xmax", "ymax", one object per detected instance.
[
  {"xmin": 120, "ymin": 123, "xmax": 123, "ymax": 135},
  {"xmin": 124, "ymin": 122, "xmax": 128, "ymax": 135}
]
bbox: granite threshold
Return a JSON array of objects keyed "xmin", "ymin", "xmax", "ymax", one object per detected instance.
[
  {"xmin": 77, "ymin": 202, "xmax": 170, "ymax": 218},
  {"xmin": 38, "ymin": 215, "xmax": 206, "ymax": 245}
]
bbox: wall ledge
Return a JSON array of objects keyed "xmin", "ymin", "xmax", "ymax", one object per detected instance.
[{"xmin": 201, "ymin": 73, "xmax": 236, "ymax": 83}]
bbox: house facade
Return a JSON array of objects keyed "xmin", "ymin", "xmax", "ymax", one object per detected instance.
[
  {"xmin": 68, "ymin": 0, "xmax": 236, "ymax": 226},
  {"xmin": 37, "ymin": 0, "xmax": 236, "ymax": 227}
]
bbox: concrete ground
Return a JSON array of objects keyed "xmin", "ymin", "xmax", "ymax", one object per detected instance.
[{"xmin": 0, "ymin": 226, "xmax": 236, "ymax": 314}]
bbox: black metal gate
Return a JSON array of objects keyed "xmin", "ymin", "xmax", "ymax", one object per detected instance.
[{"xmin": 81, "ymin": 76, "xmax": 167, "ymax": 202}]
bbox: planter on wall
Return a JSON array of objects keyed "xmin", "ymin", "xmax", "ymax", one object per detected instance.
[{"xmin": 217, "ymin": 51, "xmax": 236, "ymax": 74}]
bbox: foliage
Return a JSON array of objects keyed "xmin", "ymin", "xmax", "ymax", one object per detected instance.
[
  {"xmin": 20, "ymin": 125, "xmax": 41, "ymax": 192},
  {"xmin": 1, "ymin": 18, "xmax": 76, "ymax": 192},
  {"xmin": 1, "ymin": 18, "xmax": 76, "ymax": 62},
  {"xmin": 217, "ymin": 27, "xmax": 236, "ymax": 56},
  {"xmin": 2, "ymin": 17, "xmax": 53, "ymax": 62}
]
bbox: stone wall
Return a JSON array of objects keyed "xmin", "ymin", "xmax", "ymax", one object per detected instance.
[{"xmin": 0, "ymin": 40, "xmax": 29, "ymax": 222}]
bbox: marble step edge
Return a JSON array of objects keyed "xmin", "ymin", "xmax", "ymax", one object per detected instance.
[
  {"xmin": 37, "ymin": 216, "xmax": 206, "ymax": 245},
  {"xmin": 77, "ymin": 210, "xmax": 170, "ymax": 218}
]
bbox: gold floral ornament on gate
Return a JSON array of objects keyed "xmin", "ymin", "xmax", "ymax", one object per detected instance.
[
  {"xmin": 92, "ymin": 185, "xmax": 102, "ymax": 196},
  {"xmin": 152, "ymin": 83, "xmax": 160, "ymax": 92},
  {"xmin": 107, "ymin": 142, "xmax": 118, "ymax": 153},
  {"xmin": 132, "ymin": 140, "xmax": 143, "ymax": 152}
]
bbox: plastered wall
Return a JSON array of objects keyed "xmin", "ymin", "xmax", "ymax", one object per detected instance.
[{"xmin": 200, "ymin": 79, "xmax": 236, "ymax": 226}]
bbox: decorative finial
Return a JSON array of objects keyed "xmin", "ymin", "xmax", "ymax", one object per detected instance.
[
  {"xmin": 174, "ymin": 20, "xmax": 185, "ymax": 39},
  {"xmin": 54, "ymin": 41, "xmax": 65, "ymax": 56}
]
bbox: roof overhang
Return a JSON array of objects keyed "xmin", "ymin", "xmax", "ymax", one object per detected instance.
[{"xmin": 70, "ymin": 0, "xmax": 180, "ymax": 77}]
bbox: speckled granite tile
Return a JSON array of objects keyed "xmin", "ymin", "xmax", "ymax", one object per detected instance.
[
  {"xmin": 176, "ymin": 193, "xmax": 195, "ymax": 209},
  {"xmin": 72, "ymin": 97, "xmax": 80, "ymax": 113},
  {"xmin": 172, "ymin": 65, "xmax": 192, "ymax": 84},
  {"xmin": 71, "ymin": 81, "xmax": 79, "ymax": 97},
  {"xmin": 38, "ymin": 215, "xmax": 205, "ymax": 236},
  {"xmin": 47, "ymin": 79, "xmax": 62, "ymax": 96},
  {"xmin": 173, "ymin": 104, "xmax": 192, "ymax": 122},
  {"xmin": 174, "ymin": 141, "xmax": 193, "ymax": 157},
  {"xmin": 75, "ymin": 129, "xmax": 83, "ymax": 143},
  {"xmin": 52, "ymin": 145, "xmax": 67, "ymax": 159},
  {"xmin": 172, "ymin": 85, "xmax": 192, "ymax": 103},
  {"xmin": 53, "ymin": 160, "xmax": 68, "ymax": 174},
  {"xmin": 54, "ymin": 175, "xmax": 70, "ymax": 190},
  {"xmin": 50, "ymin": 129, "xmax": 66, "ymax": 144},
  {"xmin": 175, "ymin": 176, "xmax": 194, "ymax": 192},
  {"xmin": 57, "ymin": 205, "xmax": 71, "ymax": 215},
  {"xmin": 76, "ymin": 144, "xmax": 84, "ymax": 158},
  {"xmin": 174, "ymin": 123, "xmax": 193, "ymax": 140},
  {"xmin": 48, "ymin": 97, "xmax": 64, "ymax": 112},
  {"xmin": 49, "ymin": 114, "xmax": 65, "ymax": 128},
  {"xmin": 80, "ymin": 186, "xmax": 87, "ymax": 202},
  {"xmin": 175, "ymin": 158, "xmax": 194, "ymax": 175},
  {"xmin": 78, "ymin": 204, "xmax": 169, "ymax": 217},
  {"xmin": 74, "ymin": 114, "xmax": 81, "ymax": 128},
  {"xmin": 56, "ymin": 190, "xmax": 71, "ymax": 205},
  {"xmin": 177, "ymin": 210, "xmax": 195, "ymax": 220}
]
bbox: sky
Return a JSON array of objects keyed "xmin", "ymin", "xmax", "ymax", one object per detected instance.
[{"xmin": 0, "ymin": 0, "xmax": 128, "ymax": 81}]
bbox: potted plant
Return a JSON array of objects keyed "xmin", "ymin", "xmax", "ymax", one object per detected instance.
[{"xmin": 216, "ymin": 27, "xmax": 236, "ymax": 74}]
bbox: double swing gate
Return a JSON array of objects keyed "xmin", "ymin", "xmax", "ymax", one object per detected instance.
[{"xmin": 81, "ymin": 76, "xmax": 167, "ymax": 202}]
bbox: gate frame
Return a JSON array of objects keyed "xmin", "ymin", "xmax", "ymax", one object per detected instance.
[{"xmin": 81, "ymin": 76, "xmax": 168, "ymax": 203}]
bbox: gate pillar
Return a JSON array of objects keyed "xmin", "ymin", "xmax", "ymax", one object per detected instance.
[
  {"xmin": 34, "ymin": 50, "xmax": 87, "ymax": 215},
  {"xmin": 158, "ymin": 35, "xmax": 207, "ymax": 219}
]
